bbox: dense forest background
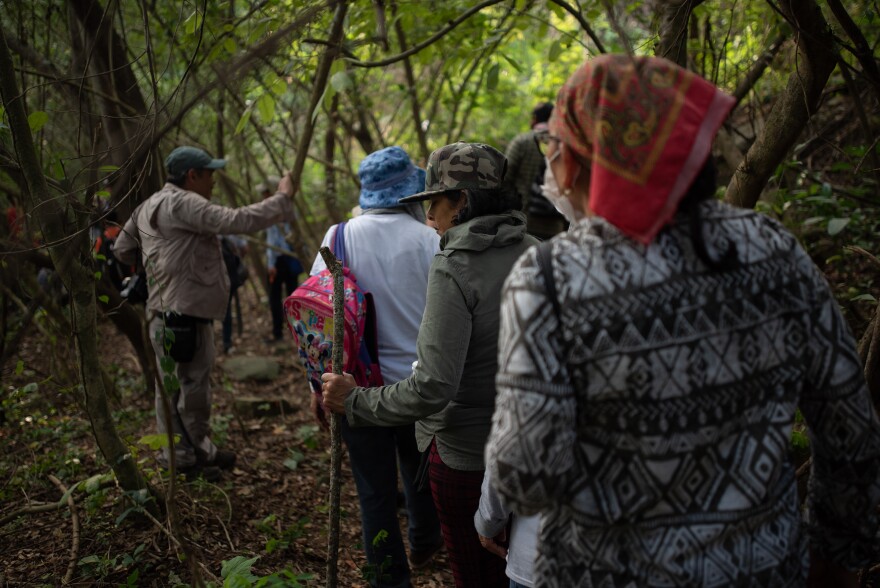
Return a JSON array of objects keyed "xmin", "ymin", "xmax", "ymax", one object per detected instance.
[{"xmin": 1, "ymin": 0, "xmax": 879, "ymax": 585}]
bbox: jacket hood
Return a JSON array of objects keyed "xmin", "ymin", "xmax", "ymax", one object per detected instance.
[{"xmin": 440, "ymin": 211, "xmax": 528, "ymax": 252}]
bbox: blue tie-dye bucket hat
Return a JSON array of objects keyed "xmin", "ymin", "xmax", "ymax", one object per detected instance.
[{"xmin": 358, "ymin": 146, "xmax": 426, "ymax": 210}]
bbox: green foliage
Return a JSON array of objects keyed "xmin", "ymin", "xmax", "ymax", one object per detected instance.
[
  {"xmin": 218, "ymin": 554, "xmax": 314, "ymax": 586},
  {"xmin": 255, "ymin": 513, "xmax": 311, "ymax": 554},
  {"xmin": 361, "ymin": 529, "xmax": 391, "ymax": 584},
  {"xmin": 283, "ymin": 448, "xmax": 305, "ymax": 471},
  {"xmin": 78, "ymin": 543, "xmax": 146, "ymax": 583},
  {"xmin": 296, "ymin": 424, "xmax": 320, "ymax": 450}
]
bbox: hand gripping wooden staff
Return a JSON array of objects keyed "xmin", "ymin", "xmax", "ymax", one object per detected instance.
[{"xmin": 318, "ymin": 245, "xmax": 344, "ymax": 588}]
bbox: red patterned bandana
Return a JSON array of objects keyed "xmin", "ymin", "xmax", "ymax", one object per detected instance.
[{"xmin": 550, "ymin": 55, "xmax": 735, "ymax": 244}]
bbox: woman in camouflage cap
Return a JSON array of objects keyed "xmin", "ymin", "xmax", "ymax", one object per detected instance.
[{"xmin": 323, "ymin": 142, "xmax": 537, "ymax": 588}]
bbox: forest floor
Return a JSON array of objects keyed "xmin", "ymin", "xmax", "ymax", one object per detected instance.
[{"xmin": 0, "ymin": 281, "xmax": 455, "ymax": 586}]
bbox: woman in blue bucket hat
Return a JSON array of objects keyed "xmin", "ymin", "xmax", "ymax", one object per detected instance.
[{"xmin": 309, "ymin": 146, "xmax": 443, "ymax": 587}]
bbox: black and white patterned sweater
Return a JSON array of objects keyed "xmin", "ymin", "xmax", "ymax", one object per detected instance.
[{"xmin": 486, "ymin": 200, "xmax": 880, "ymax": 587}]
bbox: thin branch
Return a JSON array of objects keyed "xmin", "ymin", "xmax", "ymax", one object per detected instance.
[
  {"xmin": 547, "ymin": 0, "xmax": 606, "ymax": 53},
  {"xmin": 344, "ymin": 0, "xmax": 507, "ymax": 67},
  {"xmin": 48, "ymin": 475, "xmax": 80, "ymax": 585}
]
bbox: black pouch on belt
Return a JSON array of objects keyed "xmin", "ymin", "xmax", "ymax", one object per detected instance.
[{"xmin": 161, "ymin": 312, "xmax": 198, "ymax": 363}]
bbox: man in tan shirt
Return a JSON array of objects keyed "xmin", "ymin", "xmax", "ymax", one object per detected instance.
[{"xmin": 115, "ymin": 146, "xmax": 295, "ymax": 480}]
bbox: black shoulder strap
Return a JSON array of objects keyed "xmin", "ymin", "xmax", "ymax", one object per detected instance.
[{"xmin": 536, "ymin": 240, "xmax": 561, "ymax": 321}]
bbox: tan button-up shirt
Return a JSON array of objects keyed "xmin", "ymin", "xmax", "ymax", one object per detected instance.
[{"xmin": 114, "ymin": 183, "xmax": 293, "ymax": 320}]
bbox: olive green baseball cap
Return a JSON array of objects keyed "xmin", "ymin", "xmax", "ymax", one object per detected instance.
[
  {"xmin": 164, "ymin": 146, "xmax": 226, "ymax": 177},
  {"xmin": 398, "ymin": 142, "xmax": 507, "ymax": 203}
]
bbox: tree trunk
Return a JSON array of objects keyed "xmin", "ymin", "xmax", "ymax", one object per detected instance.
[
  {"xmin": 655, "ymin": 0, "xmax": 706, "ymax": 67},
  {"xmin": 96, "ymin": 278, "xmax": 158, "ymax": 398},
  {"xmin": 0, "ymin": 26, "xmax": 158, "ymax": 515},
  {"xmin": 724, "ymin": 0, "xmax": 837, "ymax": 210},
  {"xmin": 286, "ymin": 1, "xmax": 349, "ymax": 201},
  {"xmin": 67, "ymin": 0, "xmax": 162, "ymax": 212},
  {"xmin": 324, "ymin": 94, "xmax": 344, "ymax": 223}
]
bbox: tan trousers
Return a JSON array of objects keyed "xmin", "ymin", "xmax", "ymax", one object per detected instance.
[{"xmin": 149, "ymin": 316, "xmax": 218, "ymax": 468}]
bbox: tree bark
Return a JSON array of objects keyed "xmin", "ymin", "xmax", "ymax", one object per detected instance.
[
  {"xmin": 67, "ymin": 0, "xmax": 163, "ymax": 212},
  {"xmin": 96, "ymin": 278, "xmax": 158, "ymax": 398},
  {"xmin": 724, "ymin": 0, "xmax": 837, "ymax": 210},
  {"xmin": 324, "ymin": 94, "xmax": 344, "ymax": 223},
  {"xmin": 0, "ymin": 26, "xmax": 158, "ymax": 515},
  {"xmin": 655, "ymin": 0, "xmax": 706, "ymax": 67},
  {"xmin": 286, "ymin": 0, "xmax": 349, "ymax": 201}
]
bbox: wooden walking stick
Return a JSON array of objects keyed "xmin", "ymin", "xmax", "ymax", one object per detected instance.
[{"xmin": 319, "ymin": 245, "xmax": 344, "ymax": 588}]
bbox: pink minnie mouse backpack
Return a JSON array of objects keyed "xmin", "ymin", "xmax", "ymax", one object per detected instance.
[{"xmin": 283, "ymin": 222, "xmax": 384, "ymax": 395}]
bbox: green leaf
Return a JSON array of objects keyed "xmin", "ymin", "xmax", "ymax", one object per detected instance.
[
  {"xmin": 548, "ymin": 39, "xmax": 563, "ymax": 62},
  {"xmin": 83, "ymin": 472, "xmax": 113, "ymax": 493},
  {"xmin": 223, "ymin": 37, "xmax": 236, "ymax": 55},
  {"xmin": 163, "ymin": 373, "xmax": 180, "ymax": 394},
  {"xmin": 98, "ymin": 295, "xmax": 109, "ymax": 304},
  {"xmin": 548, "ymin": 1, "xmax": 566, "ymax": 20},
  {"xmin": 221, "ymin": 556, "xmax": 260, "ymax": 581},
  {"xmin": 486, "ymin": 63, "xmax": 500, "ymax": 90},
  {"xmin": 329, "ymin": 71, "xmax": 353, "ymax": 93},
  {"xmin": 827, "ymin": 217, "xmax": 850, "ymax": 236},
  {"xmin": 28, "ymin": 111, "xmax": 49, "ymax": 133},
  {"xmin": 790, "ymin": 429, "xmax": 810, "ymax": 450},
  {"xmin": 184, "ymin": 11, "xmax": 203, "ymax": 36},
  {"xmin": 98, "ymin": 165, "xmax": 119, "ymax": 173},
  {"xmin": 23, "ymin": 382, "xmax": 38, "ymax": 393},
  {"xmin": 498, "ymin": 51, "xmax": 523, "ymax": 72},
  {"xmin": 15, "ymin": 360, "xmax": 24, "ymax": 375},
  {"xmin": 256, "ymin": 94, "xmax": 275, "ymax": 124},
  {"xmin": 851, "ymin": 293, "xmax": 877, "ymax": 303},
  {"xmin": 138, "ymin": 434, "xmax": 172, "ymax": 450},
  {"xmin": 234, "ymin": 106, "xmax": 252, "ymax": 136},
  {"xmin": 159, "ymin": 355, "xmax": 176, "ymax": 374},
  {"xmin": 283, "ymin": 450, "xmax": 304, "ymax": 471}
]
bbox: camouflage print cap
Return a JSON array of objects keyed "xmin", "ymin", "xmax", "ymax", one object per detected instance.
[{"xmin": 398, "ymin": 142, "xmax": 507, "ymax": 203}]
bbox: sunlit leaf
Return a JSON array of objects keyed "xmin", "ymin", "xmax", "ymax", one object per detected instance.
[
  {"xmin": 234, "ymin": 106, "xmax": 253, "ymax": 136},
  {"xmin": 486, "ymin": 63, "xmax": 500, "ymax": 90},
  {"xmin": 138, "ymin": 434, "xmax": 172, "ymax": 450},
  {"xmin": 28, "ymin": 111, "xmax": 49, "ymax": 133},
  {"xmin": 256, "ymin": 93, "xmax": 275, "ymax": 124},
  {"xmin": 548, "ymin": 40, "xmax": 563, "ymax": 62}
]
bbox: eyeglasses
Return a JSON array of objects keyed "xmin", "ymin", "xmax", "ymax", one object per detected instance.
[{"xmin": 534, "ymin": 133, "xmax": 561, "ymax": 161}]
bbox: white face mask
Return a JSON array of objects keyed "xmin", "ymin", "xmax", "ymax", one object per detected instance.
[{"xmin": 541, "ymin": 161, "xmax": 584, "ymax": 224}]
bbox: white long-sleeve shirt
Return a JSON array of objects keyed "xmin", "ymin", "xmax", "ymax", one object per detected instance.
[{"xmin": 311, "ymin": 211, "xmax": 439, "ymax": 383}]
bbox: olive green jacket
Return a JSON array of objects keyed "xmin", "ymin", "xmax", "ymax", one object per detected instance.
[{"xmin": 345, "ymin": 211, "xmax": 537, "ymax": 470}]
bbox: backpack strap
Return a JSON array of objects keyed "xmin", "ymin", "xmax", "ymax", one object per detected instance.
[
  {"xmin": 332, "ymin": 221, "xmax": 348, "ymax": 266},
  {"xmin": 536, "ymin": 240, "xmax": 561, "ymax": 321}
]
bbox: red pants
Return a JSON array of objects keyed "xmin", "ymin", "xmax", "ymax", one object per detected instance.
[{"xmin": 428, "ymin": 441, "xmax": 507, "ymax": 588}]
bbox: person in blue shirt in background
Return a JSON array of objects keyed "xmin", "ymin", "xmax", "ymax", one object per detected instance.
[{"xmin": 260, "ymin": 177, "xmax": 304, "ymax": 342}]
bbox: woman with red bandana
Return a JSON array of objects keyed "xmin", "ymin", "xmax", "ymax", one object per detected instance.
[{"xmin": 485, "ymin": 55, "xmax": 880, "ymax": 588}]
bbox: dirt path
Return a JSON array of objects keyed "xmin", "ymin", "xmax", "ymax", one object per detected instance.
[{"xmin": 0, "ymin": 282, "xmax": 455, "ymax": 586}]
